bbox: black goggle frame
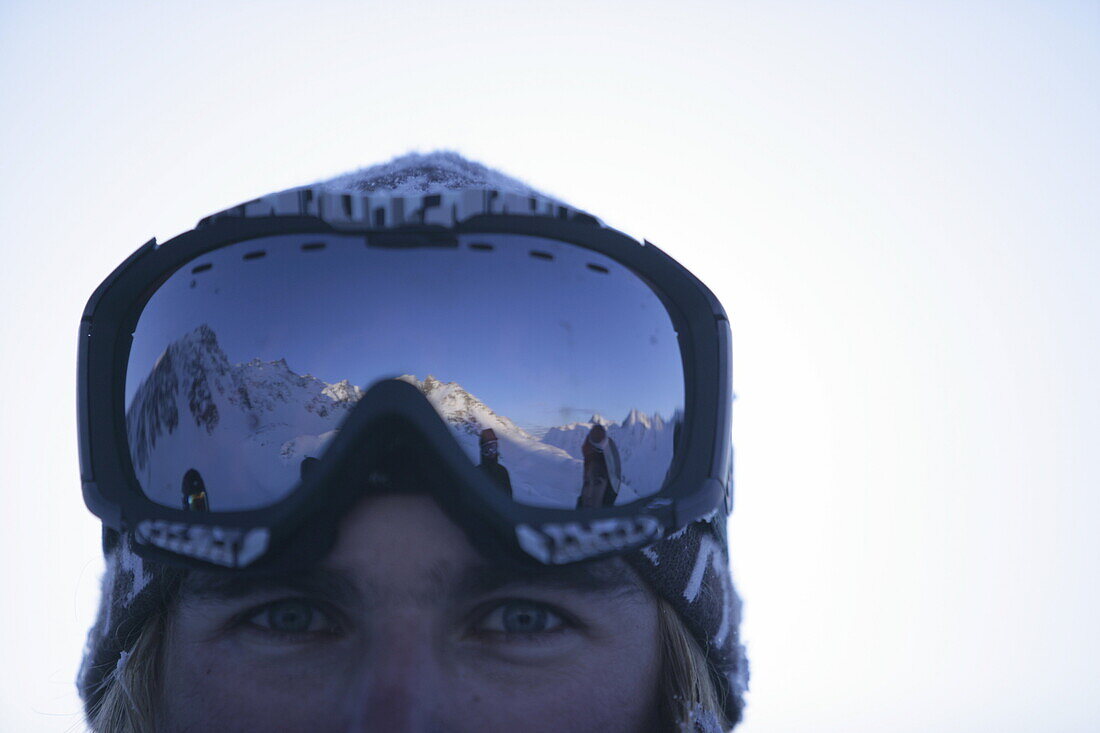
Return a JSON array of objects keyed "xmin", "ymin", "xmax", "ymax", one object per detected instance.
[{"xmin": 78, "ymin": 213, "xmax": 733, "ymax": 572}]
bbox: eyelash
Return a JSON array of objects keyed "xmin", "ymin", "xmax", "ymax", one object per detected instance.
[
  {"xmin": 235, "ymin": 598, "xmax": 575, "ymax": 644},
  {"xmin": 238, "ymin": 598, "xmax": 343, "ymax": 642},
  {"xmin": 470, "ymin": 599, "xmax": 573, "ymax": 643}
]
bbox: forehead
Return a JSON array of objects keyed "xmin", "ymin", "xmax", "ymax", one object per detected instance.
[{"xmin": 180, "ymin": 494, "xmax": 648, "ymax": 606}]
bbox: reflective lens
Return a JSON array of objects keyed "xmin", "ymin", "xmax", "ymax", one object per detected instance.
[{"xmin": 126, "ymin": 233, "xmax": 684, "ymax": 511}]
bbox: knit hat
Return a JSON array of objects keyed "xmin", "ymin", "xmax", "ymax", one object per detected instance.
[{"xmin": 78, "ymin": 151, "xmax": 748, "ymax": 727}]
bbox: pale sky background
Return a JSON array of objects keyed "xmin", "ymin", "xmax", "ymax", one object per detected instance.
[{"xmin": 1, "ymin": 1, "xmax": 1097, "ymax": 731}]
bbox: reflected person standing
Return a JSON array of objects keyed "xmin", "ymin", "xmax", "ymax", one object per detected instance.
[
  {"xmin": 478, "ymin": 427, "xmax": 513, "ymax": 497},
  {"xmin": 579, "ymin": 424, "xmax": 622, "ymax": 508}
]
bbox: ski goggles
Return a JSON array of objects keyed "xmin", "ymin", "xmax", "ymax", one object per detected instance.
[{"xmin": 78, "ymin": 200, "xmax": 732, "ymax": 571}]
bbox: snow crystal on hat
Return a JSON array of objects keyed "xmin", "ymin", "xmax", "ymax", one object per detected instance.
[
  {"xmin": 198, "ymin": 150, "xmax": 593, "ymax": 230},
  {"xmin": 314, "ymin": 150, "xmax": 565, "ymax": 200}
]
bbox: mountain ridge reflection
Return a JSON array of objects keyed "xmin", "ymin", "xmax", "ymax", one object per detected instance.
[{"xmin": 127, "ymin": 325, "xmax": 678, "ymax": 511}]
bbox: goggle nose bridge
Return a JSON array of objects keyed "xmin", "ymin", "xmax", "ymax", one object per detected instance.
[{"xmin": 290, "ymin": 377, "xmax": 493, "ymax": 504}]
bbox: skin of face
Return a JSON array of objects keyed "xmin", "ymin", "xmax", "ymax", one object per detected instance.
[{"xmin": 158, "ymin": 494, "xmax": 664, "ymax": 732}]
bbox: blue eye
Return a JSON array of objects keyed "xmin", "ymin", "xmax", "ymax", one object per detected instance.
[
  {"xmin": 247, "ymin": 599, "xmax": 336, "ymax": 636},
  {"xmin": 264, "ymin": 600, "xmax": 314, "ymax": 632},
  {"xmin": 503, "ymin": 603, "xmax": 547, "ymax": 633},
  {"xmin": 479, "ymin": 601, "xmax": 565, "ymax": 635}
]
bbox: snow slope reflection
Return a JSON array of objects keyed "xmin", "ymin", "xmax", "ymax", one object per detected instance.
[{"xmin": 127, "ymin": 325, "xmax": 677, "ymax": 511}]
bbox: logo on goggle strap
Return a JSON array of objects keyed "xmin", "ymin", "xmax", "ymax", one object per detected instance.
[
  {"xmin": 516, "ymin": 516, "xmax": 664, "ymax": 564},
  {"xmin": 135, "ymin": 520, "xmax": 270, "ymax": 568}
]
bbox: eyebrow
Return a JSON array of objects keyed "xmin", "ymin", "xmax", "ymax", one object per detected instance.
[
  {"xmin": 449, "ymin": 559, "xmax": 645, "ymax": 601},
  {"xmin": 179, "ymin": 558, "xmax": 645, "ymax": 607},
  {"xmin": 180, "ymin": 566, "xmax": 363, "ymax": 608}
]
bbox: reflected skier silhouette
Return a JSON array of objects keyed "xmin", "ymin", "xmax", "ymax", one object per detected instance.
[
  {"xmin": 478, "ymin": 428, "xmax": 513, "ymax": 498},
  {"xmin": 300, "ymin": 456, "xmax": 321, "ymax": 482},
  {"xmin": 181, "ymin": 468, "xmax": 209, "ymax": 512},
  {"xmin": 577, "ymin": 424, "xmax": 622, "ymax": 508}
]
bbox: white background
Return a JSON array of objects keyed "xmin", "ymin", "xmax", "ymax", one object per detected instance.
[{"xmin": 1, "ymin": 1, "xmax": 1097, "ymax": 731}]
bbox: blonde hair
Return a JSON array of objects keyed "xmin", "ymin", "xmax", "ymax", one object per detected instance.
[
  {"xmin": 86, "ymin": 594, "xmax": 728, "ymax": 732},
  {"xmin": 85, "ymin": 604, "xmax": 167, "ymax": 733},
  {"xmin": 657, "ymin": 596, "xmax": 731, "ymax": 731}
]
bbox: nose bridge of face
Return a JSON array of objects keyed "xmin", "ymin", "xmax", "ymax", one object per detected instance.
[{"xmin": 341, "ymin": 611, "xmax": 444, "ymax": 731}]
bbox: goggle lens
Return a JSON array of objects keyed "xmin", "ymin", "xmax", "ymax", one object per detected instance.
[{"xmin": 125, "ymin": 232, "xmax": 684, "ymax": 512}]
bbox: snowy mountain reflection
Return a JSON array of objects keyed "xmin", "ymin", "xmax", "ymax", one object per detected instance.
[{"xmin": 127, "ymin": 325, "xmax": 678, "ymax": 511}]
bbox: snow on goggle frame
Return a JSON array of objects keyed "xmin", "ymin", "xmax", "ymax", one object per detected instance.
[{"xmin": 124, "ymin": 231, "xmax": 686, "ymax": 514}]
